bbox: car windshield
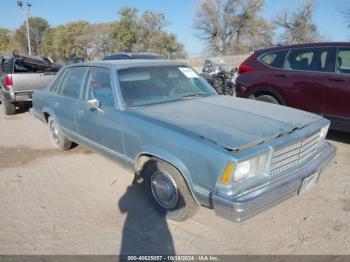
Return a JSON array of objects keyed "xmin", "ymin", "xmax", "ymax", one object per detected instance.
[{"xmin": 118, "ymin": 65, "xmax": 216, "ymax": 107}]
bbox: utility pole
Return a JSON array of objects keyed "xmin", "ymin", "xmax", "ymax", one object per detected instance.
[{"xmin": 17, "ymin": 0, "xmax": 32, "ymax": 56}]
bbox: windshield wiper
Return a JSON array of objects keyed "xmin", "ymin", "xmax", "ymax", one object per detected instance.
[{"xmin": 181, "ymin": 93, "xmax": 208, "ymax": 99}]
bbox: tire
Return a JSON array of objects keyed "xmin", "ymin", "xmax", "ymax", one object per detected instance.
[
  {"xmin": 1, "ymin": 91, "xmax": 16, "ymax": 115},
  {"xmin": 256, "ymin": 94, "xmax": 280, "ymax": 104},
  {"xmin": 143, "ymin": 158, "xmax": 199, "ymax": 221},
  {"xmin": 48, "ymin": 117, "xmax": 72, "ymax": 151}
]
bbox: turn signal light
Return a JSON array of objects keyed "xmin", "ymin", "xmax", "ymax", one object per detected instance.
[{"xmin": 220, "ymin": 162, "xmax": 235, "ymax": 185}]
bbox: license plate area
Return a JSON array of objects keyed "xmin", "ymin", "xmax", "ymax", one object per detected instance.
[{"xmin": 298, "ymin": 171, "xmax": 320, "ymax": 195}]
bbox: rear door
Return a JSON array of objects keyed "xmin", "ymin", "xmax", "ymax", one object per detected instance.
[
  {"xmin": 324, "ymin": 47, "xmax": 350, "ymax": 130},
  {"xmin": 76, "ymin": 67, "xmax": 125, "ymax": 157},
  {"xmin": 270, "ymin": 47, "xmax": 335, "ymax": 114},
  {"xmin": 53, "ymin": 67, "xmax": 88, "ymax": 133}
]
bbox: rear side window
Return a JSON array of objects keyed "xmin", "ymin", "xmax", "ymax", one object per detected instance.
[
  {"xmin": 285, "ymin": 47, "xmax": 334, "ymax": 72},
  {"xmin": 49, "ymin": 69, "xmax": 66, "ymax": 94},
  {"xmin": 259, "ymin": 50, "xmax": 288, "ymax": 69},
  {"xmin": 13, "ymin": 60, "xmax": 58, "ymax": 73},
  {"xmin": 5, "ymin": 59, "xmax": 13, "ymax": 74},
  {"xmin": 59, "ymin": 68, "xmax": 86, "ymax": 99},
  {"xmin": 336, "ymin": 48, "xmax": 350, "ymax": 74}
]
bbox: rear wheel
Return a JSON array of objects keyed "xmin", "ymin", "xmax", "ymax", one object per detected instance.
[
  {"xmin": 256, "ymin": 94, "xmax": 280, "ymax": 104},
  {"xmin": 143, "ymin": 158, "xmax": 199, "ymax": 221},
  {"xmin": 48, "ymin": 117, "xmax": 72, "ymax": 151},
  {"xmin": 1, "ymin": 91, "xmax": 16, "ymax": 115}
]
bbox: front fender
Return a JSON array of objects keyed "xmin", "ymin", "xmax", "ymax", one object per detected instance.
[{"xmin": 135, "ymin": 146, "xmax": 198, "ymax": 203}]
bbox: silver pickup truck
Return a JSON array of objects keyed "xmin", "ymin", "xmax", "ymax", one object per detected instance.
[{"xmin": 0, "ymin": 55, "xmax": 59, "ymax": 115}]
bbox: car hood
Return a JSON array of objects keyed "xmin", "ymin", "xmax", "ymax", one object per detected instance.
[{"xmin": 130, "ymin": 95, "xmax": 322, "ymax": 151}]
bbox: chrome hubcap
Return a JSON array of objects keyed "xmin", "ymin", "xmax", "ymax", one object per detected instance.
[
  {"xmin": 150, "ymin": 171, "xmax": 178, "ymax": 209},
  {"xmin": 49, "ymin": 121, "xmax": 60, "ymax": 145}
]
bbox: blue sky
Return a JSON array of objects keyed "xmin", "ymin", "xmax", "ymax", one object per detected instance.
[{"xmin": 0, "ymin": 0, "xmax": 348, "ymax": 54}]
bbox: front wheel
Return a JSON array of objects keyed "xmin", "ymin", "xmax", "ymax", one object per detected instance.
[
  {"xmin": 48, "ymin": 117, "xmax": 72, "ymax": 151},
  {"xmin": 143, "ymin": 159, "xmax": 199, "ymax": 221}
]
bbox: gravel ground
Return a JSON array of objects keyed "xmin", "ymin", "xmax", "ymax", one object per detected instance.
[{"xmin": 0, "ymin": 110, "xmax": 349, "ymax": 255}]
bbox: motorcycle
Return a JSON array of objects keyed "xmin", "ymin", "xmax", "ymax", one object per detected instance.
[{"xmin": 201, "ymin": 61, "xmax": 236, "ymax": 96}]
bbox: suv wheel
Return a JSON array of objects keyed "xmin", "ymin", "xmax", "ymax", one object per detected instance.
[
  {"xmin": 256, "ymin": 95, "xmax": 280, "ymax": 104},
  {"xmin": 48, "ymin": 117, "xmax": 72, "ymax": 151},
  {"xmin": 143, "ymin": 158, "xmax": 199, "ymax": 221},
  {"xmin": 1, "ymin": 91, "xmax": 16, "ymax": 115}
]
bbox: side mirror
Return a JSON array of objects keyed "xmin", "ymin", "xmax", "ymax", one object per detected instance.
[{"xmin": 85, "ymin": 99, "xmax": 100, "ymax": 110}]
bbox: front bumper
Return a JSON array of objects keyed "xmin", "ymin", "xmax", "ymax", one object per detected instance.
[{"xmin": 212, "ymin": 142, "xmax": 336, "ymax": 222}]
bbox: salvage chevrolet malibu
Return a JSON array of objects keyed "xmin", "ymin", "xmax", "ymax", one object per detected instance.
[{"xmin": 31, "ymin": 60, "xmax": 336, "ymax": 222}]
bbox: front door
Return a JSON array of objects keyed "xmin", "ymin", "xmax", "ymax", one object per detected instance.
[{"xmin": 76, "ymin": 67, "xmax": 125, "ymax": 158}]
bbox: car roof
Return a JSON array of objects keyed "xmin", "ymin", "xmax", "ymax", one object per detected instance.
[
  {"xmin": 102, "ymin": 52, "xmax": 163, "ymax": 60},
  {"xmin": 65, "ymin": 59, "xmax": 189, "ymax": 70},
  {"xmin": 256, "ymin": 42, "xmax": 350, "ymax": 54}
]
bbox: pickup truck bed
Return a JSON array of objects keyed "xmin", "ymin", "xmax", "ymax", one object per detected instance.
[{"xmin": 0, "ymin": 55, "xmax": 59, "ymax": 115}]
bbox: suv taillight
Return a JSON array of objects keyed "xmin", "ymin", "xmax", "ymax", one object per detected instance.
[
  {"xmin": 238, "ymin": 65, "xmax": 253, "ymax": 75},
  {"xmin": 4, "ymin": 74, "xmax": 13, "ymax": 89}
]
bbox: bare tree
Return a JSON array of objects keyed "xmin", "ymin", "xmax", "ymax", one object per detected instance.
[
  {"xmin": 194, "ymin": 0, "xmax": 240, "ymax": 55},
  {"xmin": 193, "ymin": 0, "xmax": 272, "ymax": 55},
  {"xmin": 234, "ymin": 0, "xmax": 273, "ymax": 52},
  {"xmin": 275, "ymin": 0, "xmax": 320, "ymax": 44}
]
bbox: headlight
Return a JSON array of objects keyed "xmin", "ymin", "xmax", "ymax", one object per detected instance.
[
  {"xmin": 220, "ymin": 154, "xmax": 268, "ymax": 185},
  {"xmin": 320, "ymin": 124, "xmax": 330, "ymax": 140}
]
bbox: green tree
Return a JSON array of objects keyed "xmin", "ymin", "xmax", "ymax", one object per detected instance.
[
  {"xmin": 87, "ymin": 23, "xmax": 115, "ymax": 59},
  {"xmin": 50, "ymin": 21, "xmax": 91, "ymax": 61},
  {"xmin": 13, "ymin": 17, "xmax": 50, "ymax": 55},
  {"xmin": 40, "ymin": 27, "xmax": 55, "ymax": 57},
  {"xmin": 111, "ymin": 7, "xmax": 139, "ymax": 52},
  {"xmin": 135, "ymin": 11, "xmax": 185, "ymax": 58},
  {"xmin": 0, "ymin": 28, "xmax": 12, "ymax": 53},
  {"xmin": 110, "ymin": 7, "xmax": 186, "ymax": 58}
]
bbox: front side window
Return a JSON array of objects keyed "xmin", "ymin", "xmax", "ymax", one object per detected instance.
[
  {"xmin": 285, "ymin": 47, "xmax": 334, "ymax": 72},
  {"xmin": 59, "ymin": 68, "xmax": 86, "ymax": 99},
  {"xmin": 118, "ymin": 66, "xmax": 216, "ymax": 107},
  {"xmin": 336, "ymin": 48, "xmax": 350, "ymax": 74},
  {"xmin": 260, "ymin": 50, "xmax": 288, "ymax": 69},
  {"xmin": 83, "ymin": 68, "xmax": 115, "ymax": 108}
]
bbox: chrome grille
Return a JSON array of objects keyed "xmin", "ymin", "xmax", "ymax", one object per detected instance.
[{"xmin": 270, "ymin": 131, "xmax": 321, "ymax": 176}]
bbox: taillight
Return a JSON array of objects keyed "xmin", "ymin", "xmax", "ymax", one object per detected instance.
[
  {"xmin": 5, "ymin": 74, "xmax": 13, "ymax": 89},
  {"xmin": 238, "ymin": 65, "xmax": 253, "ymax": 75}
]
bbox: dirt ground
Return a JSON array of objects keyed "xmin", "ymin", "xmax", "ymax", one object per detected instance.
[{"xmin": 0, "ymin": 110, "xmax": 349, "ymax": 255}]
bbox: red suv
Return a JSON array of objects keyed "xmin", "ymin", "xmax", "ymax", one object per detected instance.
[{"xmin": 236, "ymin": 42, "xmax": 350, "ymax": 132}]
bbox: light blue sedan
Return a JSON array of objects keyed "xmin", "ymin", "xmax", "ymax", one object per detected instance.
[{"xmin": 31, "ymin": 60, "xmax": 336, "ymax": 222}]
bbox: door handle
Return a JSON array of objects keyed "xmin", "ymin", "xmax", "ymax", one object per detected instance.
[
  {"xmin": 328, "ymin": 77, "xmax": 346, "ymax": 82},
  {"xmin": 274, "ymin": 73, "xmax": 289, "ymax": 78}
]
